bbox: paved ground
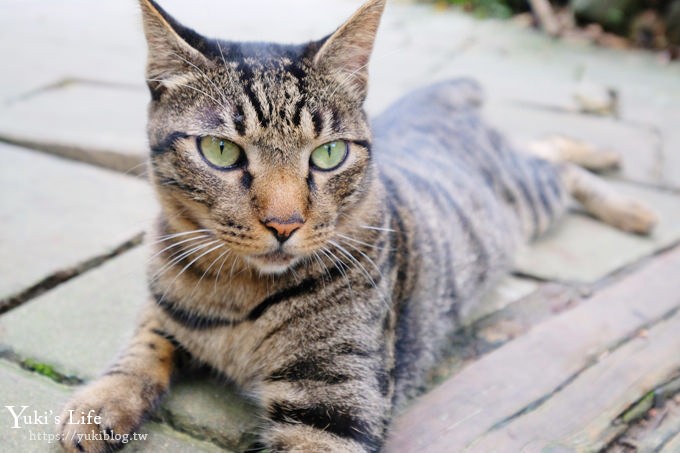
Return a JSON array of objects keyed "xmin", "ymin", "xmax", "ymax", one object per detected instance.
[{"xmin": 1, "ymin": 0, "xmax": 679, "ymax": 451}]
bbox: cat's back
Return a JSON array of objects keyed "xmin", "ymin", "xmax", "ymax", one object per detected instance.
[
  {"xmin": 372, "ymin": 79, "xmax": 568, "ymax": 402},
  {"xmin": 371, "ymin": 78, "xmax": 522, "ymax": 269},
  {"xmin": 371, "ymin": 78, "xmax": 509, "ymax": 232},
  {"xmin": 372, "ymin": 77, "xmax": 565, "ymax": 247}
]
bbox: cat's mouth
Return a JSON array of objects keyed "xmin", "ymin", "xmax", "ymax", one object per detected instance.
[
  {"xmin": 257, "ymin": 250, "xmax": 295, "ymax": 263},
  {"xmin": 246, "ymin": 249, "xmax": 299, "ymax": 274}
]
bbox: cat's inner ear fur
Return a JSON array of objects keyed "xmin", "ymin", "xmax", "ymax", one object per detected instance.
[
  {"xmin": 313, "ymin": 0, "xmax": 386, "ymax": 99},
  {"xmin": 139, "ymin": 0, "xmax": 212, "ymax": 99}
]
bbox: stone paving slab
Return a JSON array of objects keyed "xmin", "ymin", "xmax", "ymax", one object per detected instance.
[
  {"xmin": 0, "ymin": 360, "xmax": 226, "ymax": 452},
  {"xmin": 0, "ymin": 0, "xmax": 146, "ymax": 102},
  {"xmin": 0, "ymin": 143, "xmax": 156, "ymax": 300},
  {"xmin": 515, "ymin": 180, "xmax": 680, "ymax": 283},
  {"xmin": 0, "ymin": 246, "xmax": 257, "ymax": 451},
  {"xmin": 653, "ymin": 113, "xmax": 680, "ymax": 190},
  {"xmin": 461, "ymin": 275, "xmax": 538, "ymax": 326},
  {"xmin": 0, "ymin": 247, "xmax": 147, "ymax": 380},
  {"xmin": 0, "ymin": 83, "xmax": 149, "ymax": 174},
  {"xmin": 161, "ymin": 373, "xmax": 259, "ymax": 451},
  {"xmin": 428, "ymin": 15, "xmax": 680, "ymax": 111}
]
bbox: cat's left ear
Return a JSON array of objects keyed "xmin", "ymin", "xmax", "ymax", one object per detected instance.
[
  {"xmin": 313, "ymin": 0, "xmax": 386, "ymax": 99},
  {"xmin": 139, "ymin": 0, "xmax": 212, "ymax": 98}
]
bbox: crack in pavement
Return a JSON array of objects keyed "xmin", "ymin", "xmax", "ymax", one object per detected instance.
[
  {"xmin": 3, "ymin": 77, "xmax": 144, "ymax": 106},
  {"xmin": 0, "ymin": 137, "xmax": 147, "ymax": 176},
  {"xmin": 0, "ymin": 232, "xmax": 144, "ymax": 315}
]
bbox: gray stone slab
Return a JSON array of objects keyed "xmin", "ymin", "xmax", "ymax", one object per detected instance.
[
  {"xmin": 0, "ymin": 246, "xmax": 256, "ymax": 450},
  {"xmin": 162, "ymin": 374, "xmax": 259, "ymax": 451},
  {"xmin": 0, "ymin": 360, "xmax": 226, "ymax": 452},
  {"xmin": 0, "ymin": 84, "xmax": 149, "ymax": 173},
  {"xmin": 0, "ymin": 247, "xmax": 147, "ymax": 380},
  {"xmin": 515, "ymin": 181, "xmax": 680, "ymax": 283},
  {"xmin": 460, "ymin": 275, "xmax": 538, "ymax": 326},
  {"xmin": 0, "ymin": 360, "xmax": 70, "ymax": 452},
  {"xmin": 631, "ymin": 103, "xmax": 680, "ymax": 190},
  {"xmin": 0, "ymin": 143, "xmax": 156, "ymax": 299},
  {"xmin": 0, "ymin": 1, "xmax": 146, "ymax": 102}
]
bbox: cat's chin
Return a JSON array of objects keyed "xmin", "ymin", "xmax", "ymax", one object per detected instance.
[{"xmin": 246, "ymin": 251, "xmax": 300, "ymax": 275}]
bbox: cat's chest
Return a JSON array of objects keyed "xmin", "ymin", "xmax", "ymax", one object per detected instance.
[{"xmin": 166, "ymin": 320, "xmax": 270, "ymax": 386}]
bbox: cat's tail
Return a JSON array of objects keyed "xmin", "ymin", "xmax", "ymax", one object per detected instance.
[{"xmin": 527, "ymin": 136, "xmax": 658, "ymax": 235}]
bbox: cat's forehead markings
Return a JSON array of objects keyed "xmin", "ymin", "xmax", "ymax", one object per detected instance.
[{"xmin": 200, "ymin": 107, "xmax": 224, "ymax": 129}]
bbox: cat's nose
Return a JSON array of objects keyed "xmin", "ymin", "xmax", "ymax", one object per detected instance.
[{"xmin": 262, "ymin": 216, "xmax": 304, "ymax": 243}]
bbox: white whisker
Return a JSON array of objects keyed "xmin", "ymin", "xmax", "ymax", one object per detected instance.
[
  {"xmin": 329, "ymin": 240, "xmax": 377, "ymax": 289},
  {"xmin": 147, "ymin": 234, "xmax": 210, "ymax": 264},
  {"xmin": 319, "ymin": 246, "xmax": 353, "ymax": 298},
  {"xmin": 150, "ymin": 239, "xmax": 220, "ymax": 284},
  {"xmin": 159, "ymin": 242, "xmax": 225, "ymax": 303},
  {"xmin": 338, "ymin": 239, "xmax": 385, "ymax": 283},
  {"xmin": 152, "ymin": 228, "xmax": 211, "ymax": 243},
  {"xmin": 213, "ymin": 250, "xmax": 233, "ymax": 295},
  {"xmin": 360, "ymin": 225, "xmax": 396, "ymax": 233},
  {"xmin": 188, "ymin": 245, "xmax": 229, "ymax": 300},
  {"xmin": 328, "ymin": 240, "xmax": 389, "ymax": 308},
  {"xmin": 336, "ymin": 233, "xmax": 382, "ymax": 250}
]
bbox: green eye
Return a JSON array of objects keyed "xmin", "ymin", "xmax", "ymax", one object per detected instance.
[
  {"xmin": 198, "ymin": 136, "xmax": 243, "ymax": 169},
  {"xmin": 310, "ymin": 141, "xmax": 348, "ymax": 171}
]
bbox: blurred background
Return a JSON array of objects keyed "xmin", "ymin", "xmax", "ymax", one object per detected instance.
[
  {"xmin": 432, "ymin": 0, "xmax": 680, "ymax": 59},
  {"xmin": 1, "ymin": 1, "xmax": 679, "ymax": 452}
]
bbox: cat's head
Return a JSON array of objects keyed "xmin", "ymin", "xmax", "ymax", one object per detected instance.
[{"xmin": 140, "ymin": 0, "xmax": 386, "ymax": 274}]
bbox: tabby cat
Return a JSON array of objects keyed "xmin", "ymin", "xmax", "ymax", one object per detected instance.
[{"xmin": 59, "ymin": 0, "xmax": 656, "ymax": 452}]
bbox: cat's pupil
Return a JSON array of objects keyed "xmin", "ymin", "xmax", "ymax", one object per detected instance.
[
  {"xmin": 219, "ymin": 140, "xmax": 225, "ymax": 154},
  {"xmin": 326, "ymin": 144, "xmax": 333, "ymax": 157}
]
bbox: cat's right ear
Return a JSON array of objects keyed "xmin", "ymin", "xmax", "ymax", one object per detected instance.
[{"xmin": 139, "ymin": 0, "xmax": 211, "ymax": 99}]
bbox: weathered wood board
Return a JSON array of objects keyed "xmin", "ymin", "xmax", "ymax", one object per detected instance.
[{"xmin": 386, "ymin": 248, "xmax": 680, "ymax": 452}]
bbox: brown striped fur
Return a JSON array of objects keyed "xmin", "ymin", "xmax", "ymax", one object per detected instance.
[{"xmin": 59, "ymin": 1, "xmax": 656, "ymax": 452}]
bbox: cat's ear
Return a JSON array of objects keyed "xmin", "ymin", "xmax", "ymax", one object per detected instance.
[
  {"xmin": 139, "ymin": 0, "xmax": 211, "ymax": 99},
  {"xmin": 313, "ymin": 0, "xmax": 386, "ymax": 99}
]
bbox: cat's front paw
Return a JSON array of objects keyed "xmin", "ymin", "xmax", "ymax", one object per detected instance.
[{"xmin": 59, "ymin": 374, "xmax": 158, "ymax": 453}]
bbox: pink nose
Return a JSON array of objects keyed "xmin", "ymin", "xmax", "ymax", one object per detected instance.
[{"xmin": 263, "ymin": 217, "xmax": 304, "ymax": 242}]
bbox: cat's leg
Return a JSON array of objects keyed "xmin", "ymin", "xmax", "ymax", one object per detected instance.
[
  {"xmin": 59, "ymin": 304, "xmax": 175, "ymax": 453},
  {"xmin": 525, "ymin": 135, "xmax": 657, "ymax": 234},
  {"xmin": 253, "ymin": 340, "xmax": 391, "ymax": 452},
  {"xmin": 256, "ymin": 377, "xmax": 389, "ymax": 452},
  {"xmin": 527, "ymin": 135, "xmax": 621, "ymax": 171},
  {"xmin": 560, "ymin": 163, "xmax": 657, "ymax": 234}
]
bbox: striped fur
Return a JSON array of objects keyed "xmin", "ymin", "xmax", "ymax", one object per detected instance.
[{"xmin": 59, "ymin": 1, "xmax": 571, "ymax": 452}]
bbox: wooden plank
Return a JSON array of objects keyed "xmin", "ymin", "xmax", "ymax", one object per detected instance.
[
  {"xmin": 629, "ymin": 397, "xmax": 680, "ymax": 452},
  {"xmin": 385, "ymin": 247, "xmax": 680, "ymax": 453},
  {"xmin": 661, "ymin": 431, "xmax": 680, "ymax": 453},
  {"xmin": 468, "ymin": 312, "xmax": 680, "ymax": 451}
]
